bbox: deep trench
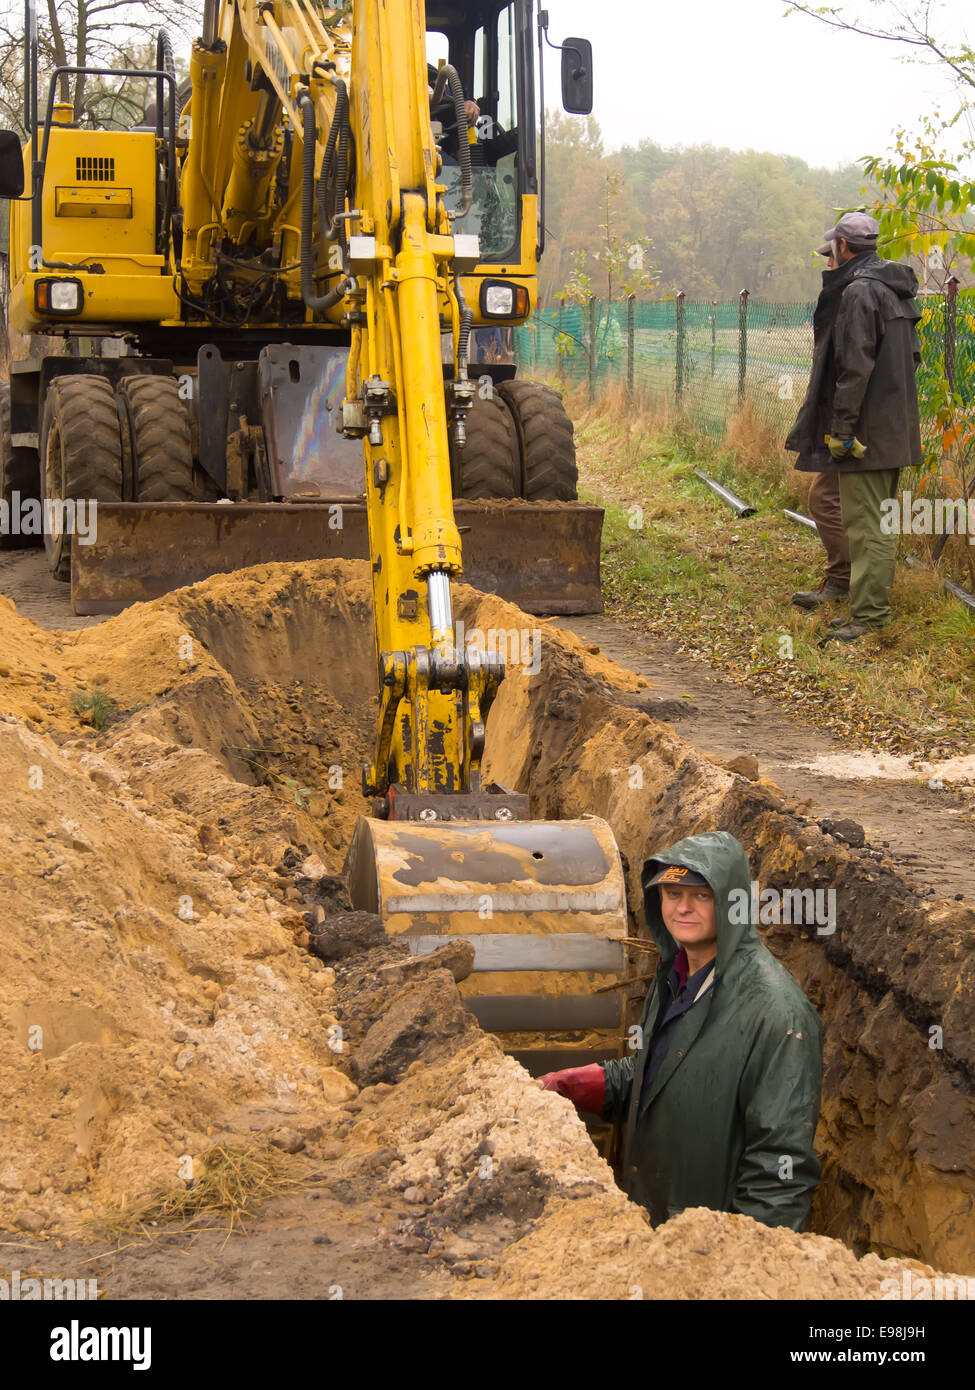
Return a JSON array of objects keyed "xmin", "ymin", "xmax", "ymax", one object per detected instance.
[{"xmin": 169, "ymin": 566, "xmax": 975, "ymax": 1273}]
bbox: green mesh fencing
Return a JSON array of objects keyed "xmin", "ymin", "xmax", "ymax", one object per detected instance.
[{"xmin": 516, "ymin": 292, "xmax": 975, "ymax": 446}]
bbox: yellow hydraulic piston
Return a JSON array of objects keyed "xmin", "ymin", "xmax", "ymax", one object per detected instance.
[{"xmin": 220, "ymin": 117, "xmax": 285, "ymax": 243}]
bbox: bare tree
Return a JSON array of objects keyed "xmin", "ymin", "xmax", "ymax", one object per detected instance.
[
  {"xmin": 0, "ymin": 0, "xmax": 196, "ymax": 132},
  {"xmin": 787, "ymin": 2, "xmax": 975, "ymax": 93}
]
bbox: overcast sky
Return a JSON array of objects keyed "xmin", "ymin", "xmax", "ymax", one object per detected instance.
[{"xmin": 540, "ymin": 0, "xmax": 973, "ymax": 168}]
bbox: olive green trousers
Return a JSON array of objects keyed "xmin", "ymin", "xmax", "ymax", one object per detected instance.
[{"xmin": 837, "ymin": 468, "xmax": 900, "ymax": 627}]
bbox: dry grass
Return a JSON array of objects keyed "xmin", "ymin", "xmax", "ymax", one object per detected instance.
[
  {"xmin": 722, "ymin": 399, "xmax": 808, "ymax": 507},
  {"xmin": 571, "ymin": 398, "xmax": 975, "ymax": 760},
  {"xmin": 91, "ymin": 1143, "xmax": 302, "ymax": 1244}
]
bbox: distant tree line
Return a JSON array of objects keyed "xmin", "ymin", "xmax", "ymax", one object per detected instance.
[{"xmin": 540, "ymin": 111, "xmax": 876, "ymax": 306}]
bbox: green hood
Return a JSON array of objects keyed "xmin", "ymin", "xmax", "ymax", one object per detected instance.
[{"xmin": 640, "ymin": 829, "xmax": 756, "ymax": 976}]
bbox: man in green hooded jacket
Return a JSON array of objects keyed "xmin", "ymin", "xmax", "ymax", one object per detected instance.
[{"xmin": 540, "ymin": 831, "xmax": 823, "ymax": 1231}]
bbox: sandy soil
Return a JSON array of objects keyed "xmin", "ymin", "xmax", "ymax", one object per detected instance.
[{"xmin": 0, "ymin": 556, "xmax": 971, "ymax": 1296}]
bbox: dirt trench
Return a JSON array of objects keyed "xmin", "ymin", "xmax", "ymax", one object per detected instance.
[{"xmin": 0, "ymin": 558, "xmax": 971, "ymax": 1293}]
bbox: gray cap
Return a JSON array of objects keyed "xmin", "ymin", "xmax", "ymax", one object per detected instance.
[{"xmin": 822, "ymin": 211, "xmax": 879, "ymax": 249}]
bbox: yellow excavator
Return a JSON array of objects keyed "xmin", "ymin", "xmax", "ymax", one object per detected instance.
[{"xmin": 0, "ymin": 0, "xmax": 628, "ymax": 1070}]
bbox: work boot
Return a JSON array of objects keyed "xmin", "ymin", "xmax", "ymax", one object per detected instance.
[
  {"xmin": 792, "ymin": 579, "xmax": 849, "ymax": 610},
  {"xmin": 818, "ymin": 622, "xmax": 873, "ymax": 646}
]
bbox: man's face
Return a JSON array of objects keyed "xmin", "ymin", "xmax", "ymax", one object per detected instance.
[{"xmin": 660, "ymin": 885, "xmax": 718, "ymax": 954}]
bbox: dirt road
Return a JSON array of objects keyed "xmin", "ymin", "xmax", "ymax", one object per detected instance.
[{"xmin": 561, "ymin": 615, "xmax": 975, "ymax": 899}]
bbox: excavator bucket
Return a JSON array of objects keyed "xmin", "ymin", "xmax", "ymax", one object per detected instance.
[
  {"xmin": 71, "ymin": 499, "xmax": 604, "ymax": 617},
  {"xmin": 344, "ymin": 815, "xmax": 629, "ymax": 1075}
]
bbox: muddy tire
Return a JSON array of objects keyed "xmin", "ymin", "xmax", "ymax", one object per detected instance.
[
  {"xmin": 0, "ymin": 380, "xmax": 41, "ymax": 550},
  {"xmin": 449, "ymin": 389, "xmax": 520, "ymax": 499},
  {"xmin": 118, "ymin": 374, "xmax": 195, "ymax": 502},
  {"xmin": 40, "ymin": 375, "xmax": 123, "ymax": 581},
  {"xmin": 498, "ymin": 379, "xmax": 577, "ymax": 501}
]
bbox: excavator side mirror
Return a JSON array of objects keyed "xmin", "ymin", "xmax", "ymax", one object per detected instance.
[
  {"xmin": 560, "ymin": 38, "xmax": 593, "ymax": 115},
  {"xmin": 0, "ymin": 131, "xmax": 25, "ymax": 198}
]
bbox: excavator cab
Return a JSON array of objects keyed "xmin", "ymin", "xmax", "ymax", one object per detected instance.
[{"xmin": 427, "ymin": 2, "xmax": 528, "ymax": 261}]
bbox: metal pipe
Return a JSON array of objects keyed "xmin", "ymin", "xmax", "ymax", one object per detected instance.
[
  {"xmin": 944, "ymin": 578, "xmax": 975, "ymax": 612},
  {"xmin": 693, "ymin": 469, "xmax": 756, "ymax": 517},
  {"xmin": 905, "ymin": 555, "xmax": 975, "ymax": 611},
  {"xmin": 784, "ymin": 508, "xmax": 818, "ymax": 533}
]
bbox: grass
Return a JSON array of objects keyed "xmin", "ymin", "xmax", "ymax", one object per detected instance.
[
  {"xmin": 92, "ymin": 1144, "xmax": 298, "ymax": 1244},
  {"xmin": 71, "ymin": 687, "xmax": 119, "ymax": 731},
  {"xmin": 223, "ymin": 744, "xmax": 313, "ymax": 809},
  {"xmin": 567, "ymin": 388, "xmax": 975, "ymax": 759}
]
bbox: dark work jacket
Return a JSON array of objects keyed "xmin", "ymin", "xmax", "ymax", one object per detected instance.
[
  {"xmin": 602, "ymin": 832, "xmax": 823, "ymax": 1231},
  {"xmin": 785, "ymin": 252, "xmax": 923, "ymax": 473}
]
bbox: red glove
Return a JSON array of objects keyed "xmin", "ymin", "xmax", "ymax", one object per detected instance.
[{"xmin": 539, "ymin": 1063, "xmax": 606, "ymax": 1114}]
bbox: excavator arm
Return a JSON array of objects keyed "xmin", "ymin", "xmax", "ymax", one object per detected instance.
[
  {"xmin": 182, "ymin": 0, "xmax": 494, "ymax": 802},
  {"xmin": 183, "ymin": 0, "xmax": 628, "ymax": 1068}
]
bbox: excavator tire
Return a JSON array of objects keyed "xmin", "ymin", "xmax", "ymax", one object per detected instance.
[
  {"xmin": 450, "ymin": 388, "xmax": 519, "ymax": 499},
  {"xmin": 498, "ymin": 379, "xmax": 578, "ymax": 501},
  {"xmin": 0, "ymin": 380, "xmax": 41, "ymax": 550},
  {"xmin": 118, "ymin": 375, "xmax": 196, "ymax": 502},
  {"xmin": 40, "ymin": 375, "xmax": 123, "ymax": 581}
]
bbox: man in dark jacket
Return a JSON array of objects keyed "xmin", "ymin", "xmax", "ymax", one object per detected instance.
[
  {"xmin": 539, "ymin": 831, "xmax": 823, "ymax": 1231},
  {"xmin": 792, "ymin": 243, "xmax": 852, "ymax": 612},
  {"xmin": 785, "ymin": 211, "xmax": 922, "ymax": 642}
]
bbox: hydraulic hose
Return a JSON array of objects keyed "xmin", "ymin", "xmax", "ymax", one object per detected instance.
[
  {"xmin": 316, "ymin": 77, "xmax": 350, "ymax": 242},
  {"xmin": 155, "ymin": 30, "xmax": 175, "ymax": 142},
  {"xmin": 299, "ymin": 93, "xmax": 353, "ymax": 313},
  {"xmin": 156, "ymin": 30, "xmax": 176, "ymax": 256},
  {"xmin": 454, "ymin": 271, "xmax": 472, "ymax": 378},
  {"xmin": 431, "ymin": 64, "xmax": 472, "ymax": 217}
]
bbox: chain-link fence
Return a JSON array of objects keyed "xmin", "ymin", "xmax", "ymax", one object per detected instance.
[{"xmin": 516, "ymin": 289, "xmax": 975, "ymax": 449}]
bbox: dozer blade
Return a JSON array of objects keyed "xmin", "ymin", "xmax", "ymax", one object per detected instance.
[
  {"xmin": 344, "ymin": 815, "xmax": 629, "ymax": 1075},
  {"xmin": 72, "ymin": 499, "xmax": 604, "ymax": 617}
]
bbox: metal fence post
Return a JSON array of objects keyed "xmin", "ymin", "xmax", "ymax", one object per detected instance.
[
  {"xmin": 557, "ymin": 301, "xmax": 565, "ymax": 383},
  {"xmin": 588, "ymin": 295, "xmax": 597, "ymax": 404},
  {"xmin": 945, "ymin": 275, "xmax": 960, "ymax": 392},
  {"xmin": 737, "ymin": 288, "xmax": 749, "ymax": 403},
  {"xmin": 711, "ymin": 300, "xmax": 717, "ymax": 378},
  {"xmin": 675, "ymin": 291, "xmax": 686, "ymax": 405},
  {"xmin": 626, "ymin": 293, "xmax": 635, "ymax": 404}
]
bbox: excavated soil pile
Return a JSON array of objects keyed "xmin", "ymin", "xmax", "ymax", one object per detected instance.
[{"xmin": 0, "ymin": 559, "xmax": 971, "ymax": 1295}]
